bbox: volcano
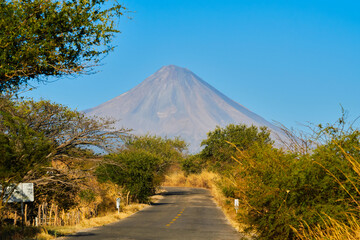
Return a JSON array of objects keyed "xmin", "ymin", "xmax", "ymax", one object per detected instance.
[{"xmin": 85, "ymin": 65, "xmax": 284, "ymax": 152}]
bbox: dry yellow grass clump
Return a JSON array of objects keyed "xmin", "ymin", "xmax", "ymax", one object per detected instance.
[
  {"xmin": 163, "ymin": 170, "xmax": 217, "ymax": 189},
  {"xmin": 293, "ymin": 215, "xmax": 360, "ymax": 240}
]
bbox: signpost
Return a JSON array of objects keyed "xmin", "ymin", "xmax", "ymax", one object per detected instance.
[
  {"xmin": 1, "ymin": 183, "xmax": 34, "ymax": 229},
  {"xmin": 116, "ymin": 198, "xmax": 121, "ymax": 213},
  {"xmin": 234, "ymin": 199, "xmax": 239, "ymax": 213}
]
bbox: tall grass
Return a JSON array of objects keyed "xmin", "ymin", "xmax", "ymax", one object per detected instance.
[
  {"xmin": 294, "ymin": 144, "xmax": 360, "ymax": 239},
  {"xmin": 294, "ymin": 215, "xmax": 360, "ymax": 240}
]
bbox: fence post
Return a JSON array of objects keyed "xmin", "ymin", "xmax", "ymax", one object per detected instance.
[
  {"xmin": 54, "ymin": 205, "xmax": 58, "ymax": 226},
  {"xmin": 37, "ymin": 205, "xmax": 40, "ymax": 226},
  {"xmin": 14, "ymin": 211, "xmax": 17, "ymax": 225}
]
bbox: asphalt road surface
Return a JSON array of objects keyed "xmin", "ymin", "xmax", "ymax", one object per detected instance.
[{"xmin": 64, "ymin": 187, "xmax": 243, "ymax": 240}]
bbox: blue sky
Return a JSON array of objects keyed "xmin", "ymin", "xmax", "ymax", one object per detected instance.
[{"xmin": 24, "ymin": 0, "xmax": 360, "ymax": 130}]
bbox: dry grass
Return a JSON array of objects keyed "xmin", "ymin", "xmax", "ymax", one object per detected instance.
[
  {"xmin": 293, "ymin": 215, "xmax": 360, "ymax": 240},
  {"xmin": 36, "ymin": 203, "xmax": 148, "ymax": 239},
  {"xmin": 163, "ymin": 170, "xmax": 249, "ymax": 236},
  {"xmin": 163, "ymin": 170, "xmax": 217, "ymax": 189}
]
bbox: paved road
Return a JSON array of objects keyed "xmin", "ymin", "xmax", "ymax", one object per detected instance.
[{"xmin": 64, "ymin": 187, "xmax": 243, "ymax": 240}]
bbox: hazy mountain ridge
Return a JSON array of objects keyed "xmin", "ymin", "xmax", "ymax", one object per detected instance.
[{"xmin": 85, "ymin": 65, "xmax": 284, "ymax": 152}]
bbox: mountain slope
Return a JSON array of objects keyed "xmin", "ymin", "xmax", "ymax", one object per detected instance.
[{"xmin": 85, "ymin": 65, "xmax": 284, "ymax": 152}]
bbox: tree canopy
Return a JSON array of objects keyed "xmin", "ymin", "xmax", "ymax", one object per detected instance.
[
  {"xmin": 125, "ymin": 135, "xmax": 187, "ymax": 164},
  {"xmin": 14, "ymin": 98, "xmax": 128, "ymax": 160},
  {"xmin": 0, "ymin": 0, "xmax": 125, "ymax": 92},
  {"xmin": 200, "ymin": 124, "xmax": 272, "ymax": 172},
  {"xmin": 0, "ymin": 96, "xmax": 129, "ymax": 215}
]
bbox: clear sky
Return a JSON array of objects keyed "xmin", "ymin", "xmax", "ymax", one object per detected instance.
[{"xmin": 24, "ymin": 0, "xmax": 360, "ymax": 131}]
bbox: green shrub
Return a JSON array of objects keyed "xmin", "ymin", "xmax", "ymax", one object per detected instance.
[
  {"xmin": 232, "ymin": 120, "xmax": 360, "ymax": 239},
  {"xmin": 0, "ymin": 225, "xmax": 40, "ymax": 240},
  {"xmin": 181, "ymin": 155, "xmax": 204, "ymax": 176},
  {"xmin": 200, "ymin": 124, "xmax": 272, "ymax": 173},
  {"xmin": 96, "ymin": 150, "xmax": 163, "ymax": 203},
  {"xmin": 221, "ymin": 184, "xmax": 236, "ymax": 198}
]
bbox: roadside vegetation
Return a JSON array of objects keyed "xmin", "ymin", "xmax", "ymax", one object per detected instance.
[
  {"xmin": 3, "ymin": 94, "xmax": 359, "ymax": 240},
  {"xmin": 0, "ymin": 96, "xmax": 187, "ymax": 240},
  {"xmin": 172, "ymin": 114, "xmax": 360, "ymax": 240},
  {"xmin": 0, "ymin": 0, "xmax": 188, "ymax": 238},
  {"xmin": 1, "ymin": 1, "xmax": 359, "ymax": 239},
  {"xmin": 96, "ymin": 135, "xmax": 186, "ymax": 203}
]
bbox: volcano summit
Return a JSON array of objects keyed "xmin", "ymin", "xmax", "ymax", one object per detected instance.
[{"xmin": 85, "ymin": 65, "xmax": 284, "ymax": 152}]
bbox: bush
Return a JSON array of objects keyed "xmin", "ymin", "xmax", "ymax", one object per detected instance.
[
  {"xmin": 200, "ymin": 124, "xmax": 272, "ymax": 173},
  {"xmin": 231, "ymin": 119, "xmax": 360, "ymax": 239},
  {"xmin": 96, "ymin": 150, "xmax": 163, "ymax": 203},
  {"xmin": 0, "ymin": 225, "xmax": 41, "ymax": 240},
  {"xmin": 181, "ymin": 155, "xmax": 204, "ymax": 176}
]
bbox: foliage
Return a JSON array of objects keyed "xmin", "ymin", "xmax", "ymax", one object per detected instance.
[
  {"xmin": 15, "ymin": 98, "xmax": 129, "ymax": 160},
  {"xmin": 0, "ymin": 111, "xmax": 52, "ymax": 185},
  {"xmin": 200, "ymin": 124, "xmax": 272, "ymax": 173},
  {"xmin": 0, "ymin": 96, "xmax": 129, "ymax": 218},
  {"xmin": 0, "ymin": 225, "xmax": 41, "ymax": 240},
  {"xmin": 96, "ymin": 150, "xmax": 163, "ymax": 203},
  {"xmin": 79, "ymin": 189, "xmax": 96, "ymax": 204},
  {"xmin": 96, "ymin": 135, "xmax": 187, "ymax": 203},
  {"xmin": 0, "ymin": 96, "xmax": 128, "ymax": 180},
  {"xmin": 125, "ymin": 135, "xmax": 187, "ymax": 178},
  {"xmin": 229, "ymin": 117, "xmax": 360, "ymax": 239},
  {"xmin": 125, "ymin": 135, "xmax": 187, "ymax": 162},
  {"xmin": 233, "ymin": 144, "xmax": 304, "ymax": 239},
  {"xmin": 0, "ymin": 100, "xmax": 52, "ymax": 214},
  {"xmin": 181, "ymin": 154, "xmax": 205, "ymax": 176},
  {"xmin": 0, "ymin": 0, "xmax": 125, "ymax": 92}
]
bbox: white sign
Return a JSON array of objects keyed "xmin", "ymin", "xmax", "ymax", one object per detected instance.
[
  {"xmin": 234, "ymin": 199, "xmax": 240, "ymax": 213},
  {"xmin": 116, "ymin": 198, "xmax": 121, "ymax": 209},
  {"xmin": 234, "ymin": 199, "xmax": 239, "ymax": 208},
  {"xmin": 1, "ymin": 183, "xmax": 34, "ymax": 203}
]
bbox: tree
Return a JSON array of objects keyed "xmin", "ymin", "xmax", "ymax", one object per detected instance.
[
  {"xmin": 0, "ymin": 107, "xmax": 52, "ymax": 217},
  {"xmin": 0, "ymin": 0, "xmax": 125, "ymax": 92},
  {"xmin": 125, "ymin": 135, "xmax": 187, "ymax": 172},
  {"xmin": 0, "ymin": 96, "xmax": 129, "ymax": 217},
  {"xmin": 15, "ymin": 98, "xmax": 129, "ymax": 163},
  {"xmin": 200, "ymin": 124, "xmax": 272, "ymax": 172}
]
